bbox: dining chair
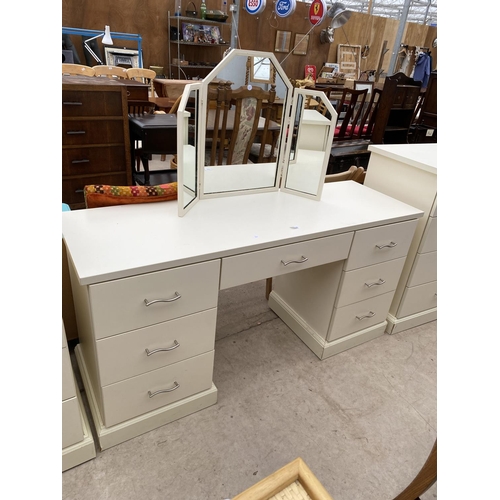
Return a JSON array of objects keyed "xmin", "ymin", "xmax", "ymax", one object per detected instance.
[
  {"xmin": 126, "ymin": 68, "xmax": 157, "ymax": 97},
  {"xmin": 93, "ymin": 65, "xmax": 128, "ymax": 79},
  {"xmin": 332, "ymin": 87, "xmax": 369, "ymax": 141},
  {"xmin": 62, "ymin": 63, "xmax": 95, "ymax": 77}
]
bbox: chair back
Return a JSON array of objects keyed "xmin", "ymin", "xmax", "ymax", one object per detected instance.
[
  {"xmin": 207, "ymin": 81, "xmax": 276, "ymax": 165},
  {"xmin": 356, "ymin": 88, "xmax": 383, "ymax": 140},
  {"xmin": 126, "ymin": 68, "xmax": 157, "ymax": 96},
  {"xmin": 93, "ymin": 65, "xmax": 128, "ymax": 79},
  {"xmin": 333, "ymin": 88, "xmax": 368, "ymax": 141},
  {"xmin": 128, "ymin": 100, "xmax": 156, "ymax": 116},
  {"xmin": 62, "ymin": 63, "xmax": 95, "ymax": 77}
]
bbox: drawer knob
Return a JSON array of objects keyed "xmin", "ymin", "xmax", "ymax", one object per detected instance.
[
  {"xmin": 148, "ymin": 382, "xmax": 180, "ymax": 398},
  {"xmin": 364, "ymin": 278, "xmax": 386, "ymax": 288},
  {"xmin": 71, "ymin": 159, "xmax": 90, "ymax": 164},
  {"xmin": 376, "ymin": 241, "xmax": 397, "ymax": 249},
  {"xmin": 356, "ymin": 311, "xmax": 375, "ymax": 320},
  {"xmin": 144, "ymin": 292, "xmax": 181, "ymax": 306},
  {"xmin": 66, "ymin": 130, "xmax": 86, "ymax": 135},
  {"xmin": 145, "ymin": 340, "xmax": 180, "ymax": 356},
  {"xmin": 63, "ymin": 101, "xmax": 83, "ymax": 106},
  {"xmin": 281, "ymin": 256, "xmax": 308, "ymax": 266}
]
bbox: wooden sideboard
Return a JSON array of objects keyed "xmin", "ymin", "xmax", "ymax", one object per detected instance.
[{"xmin": 62, "ymin": 76, "xmax": 133, "ymax": 209}]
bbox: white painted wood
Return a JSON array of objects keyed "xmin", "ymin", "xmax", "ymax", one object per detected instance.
[
  {"xmin": 220, "ymin": 232, "xmax": 353, "ymax": 290},
  {"xmin": 387, "ymin": 309, "xmax": 437, "ymax": 335},
  {"xmin": 62, "ymin": 346, "xmax": 77, "ymax": 401},
  {"xmin": 419, "ymin": 216, "xmax": 437, "ymax": 254},
  {"xmin": 96, "ymin": 308, "xmax": 217, "ymax": 386},
  {"xmin": 407, "ymin": 251, "xmax": 437, "ymax": 287},
  {"xmin": 89, "ymin": 260, "xmax": 220, "ymax": 339},
  {"xmin": 398, "ymin": 281, "xmax": 437, "ymax": 318},
  {"xmin": 101, "ymin": 351, "xmax": 215, "ymax": 427},
  {"xmin": 62, "ymin": 397, "xmax": 84, "ymax": 449}
]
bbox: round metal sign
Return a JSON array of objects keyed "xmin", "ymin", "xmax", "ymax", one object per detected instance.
[
  {"xmin": 245, "ymin": 0, "xmax": 266, "ymax": 15},
  {"xmin": 275, "ymin": 0, "xmax": 296, "ymax": 18},
  {"xmin": 309, "ymin": 0, "xmax": 326, "ymax": 25}
]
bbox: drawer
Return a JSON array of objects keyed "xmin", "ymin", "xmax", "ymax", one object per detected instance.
[
  {"xmin": 62, "ymin": 397, "xmax": 84, "ymax": 449},
  {"xmin": 125, "ymin": 84, "xmax": 149, "ymax": 100},
  {"xmin": 62, "ymin": 119, "xmax": 125, "ymax": 146},
  {"xmin": 345, "ymin": 219, "xmax": 418, "ymax": 271},
  {"xmin": 89, "ymin": 260, "xmax": 221, "ymax": 339},
  {"xmin": 328, "ymin": 291, "xmax": 394, "ymax": 342},
  {"xmin": 407, "ymin": 251, "xmax": 437, "ymax": 287},
  {"xmin": 96, "ymin": 308, "xmax": 218, "ymax": 386},
  {"xmin": 398, "ymin": 281, "xmax": 437, "ymax": 318},
  {"xmin": 418, "ymin": 216, "xmax": 437, "ymax": 254},
  {"xmin": 220, "ymin": 232, "xmax": 353, "ymax": 290},
  {"xmin": 62, "ymin": 145, "xmax": 127, "ymax": 176},
  {"xmin": 62, "ymin": 347, "xmax": 77, "ymax": 401},
  {"xmin": 336, "ymin": 257, "xmax": 406, "ymax": 308},
  {"xmin": 62, "ymin": 90, "xmax": 123, "ymax": 117},
  {"xmin": 101, "ymin": 350, "xmax": 215, "ymax": 427},
  {"xmin": 63, "ymin": 173, "xmax": 131, "ymax": 206}
]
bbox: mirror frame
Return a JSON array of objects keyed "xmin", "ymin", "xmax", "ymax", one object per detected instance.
[{"xmin": 249, "ymin": 56, "xmax": 276, "ymax": 84}]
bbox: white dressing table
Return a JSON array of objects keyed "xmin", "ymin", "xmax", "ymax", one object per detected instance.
[{"xmin": 63, "ymin": 182, "xmax": 423, "ymax": 450}]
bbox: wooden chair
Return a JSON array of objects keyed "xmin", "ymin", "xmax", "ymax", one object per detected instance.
[
  {"xmin": 62, "ymin": 63, "xmax": 95, "ymax": 77},
  {"xmin": 332, "ymin": 88, "xmax": 368, "ymax": 141},
  {"xmin": 128, "ymin": 100, "xmax": 157, "ymax": 172},
  {"xmin": 126, "ymin": 68, "xmax": 157, "ymax": 97},
  {"xmin": 93, "ymin": 65, "xmax": 128, "ymax": 79},
  {"xmin": 356, "ymin": 88, "xmax": 383, "ymax": 141}
]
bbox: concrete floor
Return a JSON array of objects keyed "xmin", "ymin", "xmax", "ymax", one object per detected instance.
[{"xmin": 63, "ymin": 280, "xmax": 437, "ymax": 500}]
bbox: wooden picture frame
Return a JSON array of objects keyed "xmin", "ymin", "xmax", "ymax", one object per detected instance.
[
  {"xmin": 354, "ymin": 80, "xmax": 374, "ymax": 94},
  {"xmin": 293, "ymin": 34, "xmax": 309, "ymax": 55},
  {"xmin": 275, "ymin": 30, "xmax": 291, "ymax": 53}
]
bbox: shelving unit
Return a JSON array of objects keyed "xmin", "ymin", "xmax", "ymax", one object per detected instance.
[{"xmin": 168, "ymin": 12, "xmax": 232, "ymax": 79}]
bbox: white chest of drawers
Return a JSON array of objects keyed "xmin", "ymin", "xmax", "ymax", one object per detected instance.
[
  {"xmin": 364, "ymin": 144, "xmax": 437, "ymax": 333},
  {"xmin": 63, "ymin": 182, "xmax": 422, "ymax": 450}
]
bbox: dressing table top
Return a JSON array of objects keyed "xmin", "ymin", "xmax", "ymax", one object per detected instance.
[{"xmin": 62, "ymin": 182, "xmax": 423, "ymax": 286}]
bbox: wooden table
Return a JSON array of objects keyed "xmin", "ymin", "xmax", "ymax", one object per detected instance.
[{"xmin": 149, "ymin": 97, "xmax": 178, "ymax": 113}]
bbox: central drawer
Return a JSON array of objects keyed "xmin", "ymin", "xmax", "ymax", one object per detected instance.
[
  {"xmin": 62, "ymin": 119, "xmax": 125, "ymax": 146},
  {"xmin": 89, "ymin": 260, "xmax": 221, "ymax": 339},
  {"xmin": 220, "ymin": 232, "xmax": 353, "ymax": 290}
]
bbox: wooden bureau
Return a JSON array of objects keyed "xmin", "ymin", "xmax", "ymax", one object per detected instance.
[{"xmin": 62, "ymin": 76, "xmax": 132, "ymax": 209}]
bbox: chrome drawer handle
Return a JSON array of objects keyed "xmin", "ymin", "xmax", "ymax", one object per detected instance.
[
  {"xmin": 148, "ymin": 382, "xmax": 180, "ymax": 398},
  {"xmin": 145, "ymin": 340, "xmax": 180, "ymax": 356},
  {"xmin": 376, "ymin": 241, "xmax": 397, "ymax": 249},
  {"xmin": 281, "ymin": 256, "xmax": 308, "ymax": 266},
  {"xmin": 63, "ymin": 101, "xmax": 83, "ymax": 105},
  {"xmin": 71, "ymin": 159, "xmax": 90, "ymax": 164},
  {"xmin": 365, "ymin": 278, "xmax": 386, "ymax": 288},
  {"xmin": 356, "ymin": 311, "xmax": 375, "ymax": 320},
  {"xmin": 144, "ymin": 292, "xmax": 181, "ymax": 306},
  {"xmin": 66, "ymin": 130, "xmax": 86, "ymax": 135}
]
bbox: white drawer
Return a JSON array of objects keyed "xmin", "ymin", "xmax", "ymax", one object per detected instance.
[
  {"xmin": 89, "ymin": 260, "xmax": 221, "ymax": 339},
  {"xmin": 96, "ymin": 308, "xmax": 217, "ymax": 386},
  {"xmin": 220, "ymin": 232, "xmax": 353, "ymax": 290},
  {"xmin": 62, "ymin": 347, "xmax": 77, "ymax": 401},
  {"xmin": 398, "ymin": 281, "xmax": 437, "ymax": 318},
  {"xmin": 101, "ymin": 350, "xmax": 215, "ymax": 427},
  {"xmin": 336, "ymin": 257, "xmax": 406, "ymax": 308},
  {"xmin": 328, "ymin": 291, "xmax": 394, "ymax": 342},
  {"xmin": 419, "ymin": 216, "xmax": 437, "ymax": 254},
  {"xmin": 62, "ymin": 397, "xmax": 84, "ymax": 449},
  {"xmin": 407, "ymin": 251, "xmax": 437, "ymax": 287},
  {"xmin": 345, "ymin": 219, "xmax": 418, "ymax": 271}
]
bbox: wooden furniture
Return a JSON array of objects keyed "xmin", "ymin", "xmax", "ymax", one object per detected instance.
[
  {"xmin": 62, "ymin": 63, "xmax": 95, "ymax": 77},
  {"xmin": 93, "ymin": 65, "xmax": 128, "ymax": 79},
  {"xmin": 126, "ymin": 67, "xmax": 156, "ymax": 97},
  {"xmin": 153, "ymin": 78, "xmax": 191, "ymax": 99},
  {"xmin": 62, "ymin": 181, "xmax": 422, "ymax": 450},
  {"xmin": 332, "ymin": 88, "xmax": 368, "ymax": 141},
  {"xmin": 233, "ymin": 457, "xmax": 334, "ymax": 500},
  {"xmin": 364, "ymin": 144, "xmax": 437, "ymax": 334},
  {"xmin": 62, "ymin": 320, "xmax": 96, "ymax": 471},
  {"xmin": 325, "ymin": 165, "xmax": 366, "ymax": 184},
  {"xmin": 62, "ymin": 76, "xmax": 132, "ymax": 209},
  {"xmin": 408, "ymin": 71, "xmax": 437, "ymax": 144},
  {"xmin": 371, "ymin": 72, "xmax": 422, "ymax": 144}
]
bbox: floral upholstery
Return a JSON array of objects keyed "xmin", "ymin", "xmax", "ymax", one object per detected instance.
[
  {"xmin": 84, "ymin": 183, "xmax": 178, "ymax": 209},
  {"xmin": 232, "ymin": 97, "xmax": 257, "ymax": 164}
]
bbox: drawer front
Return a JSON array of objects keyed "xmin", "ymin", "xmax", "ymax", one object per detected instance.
[
  {"xmin": 62, "ymin": 398, "xmax": 84, "ymax": 449},
  {"xmin": 62, "ymin": 145, "xmax": 127, "ymax": 176},
  {"xmin": 398, "ymin": 281, "xmax": 437, "ymax": 318},
  {"xmin": 63, "ymin": 173, "xmax": 130, "ymax": 206},
  {"xmin": 62, "ymin": 119, "xmax": 125, "ymax": 146},
  {"xmin": 97, "ymin": 308, "xmax": 218, "ymax": 386},
  {"xmin": 419, "ymin": 216, "xmax": 437, "ymax": 254},
  {"xmin": 345, "ymin": 219, "xmax": 418, "ymax": 271},
  {"xmin": 62, "ymin": 347, "xmax": 77, "ymax": 401},
  {"xmin": 337, "ymin": 257, "xmax": 406, "ymax": 308},
  {"xmin": 62, "ymin": 90, "xmax": 123, "ymax": 117},
  {"xmin": 125, "ymin": 84, "xmax": 149, "ymax": 100},
  {"xmin": 407, "ymin": 251, "xmax": 437, "ymax": 287},
  {"xmin": 102, "ymin": 350, "xmax": 215, "ymax": 427},
  {"xmin": 220, "ymin": 232, "xmax": 353, "ymax": 290},
  {"xmin": 90, "ymin": 260, "xmax": 221, "ymax": 339},
  {"xmin": 328, "ymin": 292, "xmax": 394, "ymax": 342}
]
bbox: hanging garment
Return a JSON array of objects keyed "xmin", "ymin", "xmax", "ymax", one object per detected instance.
[{"xmin": 413, "ymin": 52, "xmax": 431, "ymax": 88}]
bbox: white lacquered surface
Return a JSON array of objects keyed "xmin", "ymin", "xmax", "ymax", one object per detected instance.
[
  {"xmin": 62, "ymin": 182, "xmax": 423, "ymax": 286},
  {"xmin": 368, "ymin": 144, "xmax": 437, "ymax": 174}
]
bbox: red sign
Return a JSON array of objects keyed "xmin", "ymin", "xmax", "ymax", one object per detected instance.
[
  {"xmin": 305, "ymin": 65, "xmax": 316, "ymax": 81},
  {"xmin": 309, "ymin": 0, "xmax": 326, "ymax": 25}
]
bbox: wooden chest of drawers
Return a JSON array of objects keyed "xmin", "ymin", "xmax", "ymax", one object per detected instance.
[{"xmin": 62, "ymin": 76, "xmax": 132, "ymax": 209}]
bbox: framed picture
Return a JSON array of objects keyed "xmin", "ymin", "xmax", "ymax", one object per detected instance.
[
  {"xmin": 275, "ymin": 30, "xmax": 291, "ymax": 53},
  {"xmin": 293, "ymin": 34, "xmax": 309, "ymax": 55},
  {"xmin": 249, "ymin": 56, "xmax": 275, "ymax": 84}
]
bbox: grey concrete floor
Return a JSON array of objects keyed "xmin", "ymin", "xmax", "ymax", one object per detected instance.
[{"xmin": 63, "ymin": 280, "xmax": 437, "ymax": 500}]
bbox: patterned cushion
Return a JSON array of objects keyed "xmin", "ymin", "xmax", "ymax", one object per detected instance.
[{"xmin": 84, "ymin": 183, "xmax": 178, "ymax": 209}]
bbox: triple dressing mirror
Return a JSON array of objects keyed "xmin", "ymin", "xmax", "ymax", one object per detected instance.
[{"xmin": 177, "ymin": 49, "xmax": 338, "ymax": 216}]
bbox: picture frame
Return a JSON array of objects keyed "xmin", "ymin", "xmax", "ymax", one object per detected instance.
[
  {"xmin": 293, "ymin": 34, "xmax": 309, "ymax": 55},
  {"xmin": 274, "ymin": 30, "xmax": 291, "ymax": 53}
]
